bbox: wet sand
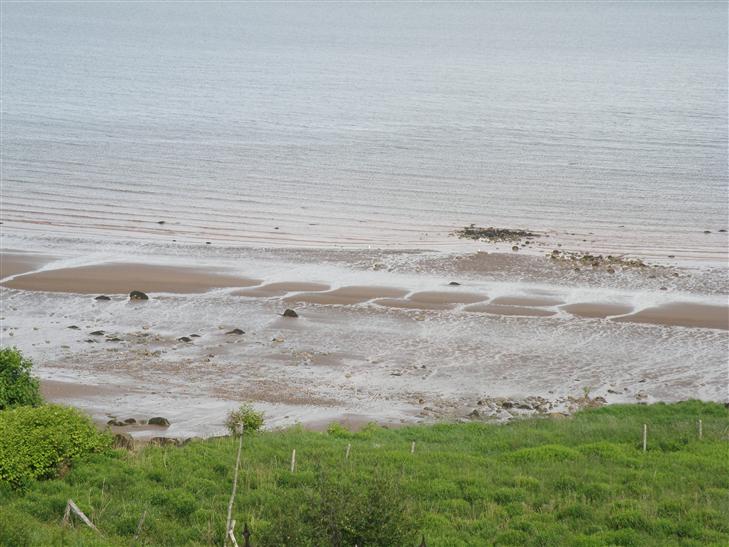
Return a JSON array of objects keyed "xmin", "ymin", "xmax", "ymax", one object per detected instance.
[
  {"xmin": 2, "ymin": 262, "xmax": 261, "ymax": 294},
  {"xmin": 0, "ymin": 252, "xmax": 55, "ymax": 279},
  {"xmin": 2, "ymin": 250, "xmax": 727, "ymax": 438},
  {"xmin": 233, "ymin": 282, "xmax": 331, "ymax": 297},
  {"xmin": 491, "ymin": 295, "xmax": 564, "ymax": 307},
  {"xmin": 463, "ymin": 303, "xmax": 558, "ymax": 317},
  {"xmin": 408, "ymin": 291, "xmax": 489, "ymax": 305},
  {"xmin": 284, "ymin": 285, "xmax": 408, "ymax": 305},
  {"xmin": 561, "ymin": 302, "xmax": 635, "ymax": 319},
  {"xmin": 611, "ymin": 302, "xmax": 729, "ymax": 331}
]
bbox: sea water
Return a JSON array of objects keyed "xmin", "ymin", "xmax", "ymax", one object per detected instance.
[{"xmin": 2, "ymin": 2, "xmax": 727, "ymax": 259}]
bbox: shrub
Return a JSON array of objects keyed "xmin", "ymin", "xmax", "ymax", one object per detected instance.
[
  {"xmin": 0, "ymin": 405, "xmax": 111, "ymax": 488},
  {"xmin": 0, "ymin": 347, "xmax": 42, "ymax": 409},
  {"xmin": 326, "ymin": 422, "xmax": 352, "ymax": 439},
  {"xmin": 225, "ymin": 403, "xmax": 264, "ymax": 435},
  {"xmin": 262, "ymin": 468, "xmax": 419, "ymax": 546}
]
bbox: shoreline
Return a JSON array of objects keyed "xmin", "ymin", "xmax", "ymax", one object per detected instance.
[{"xmin": 2, "ymin": 247, "xmax": 727, "ymax": 439}]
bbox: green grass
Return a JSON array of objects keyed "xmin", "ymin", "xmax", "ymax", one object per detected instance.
[{"xmin": 1, "ymin": 401, "xmax": 728, "ymax": 546}]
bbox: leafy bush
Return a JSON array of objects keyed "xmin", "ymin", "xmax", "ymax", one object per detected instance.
[
  {"xmin": 0, "ymin": 405, "xmax": 111, "ymax": 488},
  {"xmin": 0, "ymin": 347, "xmax": 42, "ymax": 409},
  {"xmin": 262, "ymin": 467, "xmax": 419, "ymax": 546},
  {"xmin": 225, "ymin": 403, "xmax": 264, "ymax": 435}
]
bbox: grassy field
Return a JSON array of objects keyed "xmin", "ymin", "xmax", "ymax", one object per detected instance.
[{"xmin": 1, "ymin": 401, "xmax": 728, "ymax": 546}]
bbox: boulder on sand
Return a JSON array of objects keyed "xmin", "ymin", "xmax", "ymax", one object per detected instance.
[
  {"xmin": 148, "ymin": 417, "xmax": 170, "ymax": 427},
  {"xmin": 282, "ymin": 309, "xmax": 299, "ymax": 318},
  {"xmin": 226, "ymin": 328, "xmax": 245, "ymax": 335},
  {"xmin": 129, "ymin": 290, "xmax": 149, "ymax": 301},
  {"xmin": 95, "ymin": 295, "xmax": 111, "ymax": 301}
]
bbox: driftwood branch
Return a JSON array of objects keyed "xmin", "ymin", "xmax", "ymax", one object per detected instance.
[
  {"xmin": 228, "ymin": 519, "xmax": 240, "ymax": 547},
  {"xmin": 134, "ymin": 509, "xmax": 147, "ymax": 539},
  {"xmin": 62, "ymin": 499, "xmax": 101, "ymax": 534},
  {"xmin": 224, "ymin": 427, "xmax": 244, "ymax": 546}
]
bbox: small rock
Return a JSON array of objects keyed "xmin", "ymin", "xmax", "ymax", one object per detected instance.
[
  {"xmin": 282, "ymin": 309, "xmax": 299, "ymax": 318},
  {"xmin": 205, "ymin": 241, "xmax": 211, "ymax": 245},
  {"xmin": 95, "ymin": 295, "xmax": 111, "ymax": 301},
  {"xmin": 659, "ymin": 286, "xmax": 668, "ymax": 291},
  {"xmin": 719, "ymin": 229, "xmax": 727, "ymax": 233},
  {"xmin": 226, "ymin": 328, "xmax": 245, "ymax": 335},
  {"xmin": 189, "ymin": 334, "xmax": 201, "ymax": 338},
  {"xmin": 606, "ymin": 267, "xmax": 615, "ymax": 274},
  {"xmin": 157, "ymin": 220, "xmax": 166, "ymax": 224},
  {"xmin": 468, "ymin": 409, "xmax": 480, "ymax": 418},
  {"xmin": 123, "ymin": 418, "xmax": 137, "ymax": 425},
  {"xmin": 667, "ymin": 255, "xmax": 675, "ymax": 258},
  {"xmin": 511, "ymin": 245, "xmax": 519, "ymax": 251},
  {"xmin": 106, "ymin": 337, "xmax": 122, "ymax": 342},
  {"xmin": 703, "ymin": 230, "xmax": 711, "ymax": 234},
  {"xmin": 113, "ymin": 433, "xmax": 135, "ymax": 450},
  {"xmin": 107, "ymin": 419, "xmax": 125, "ymax": 426},
  {"xmin": 448, "ymin": 281, "xmax": 461, "ymax": 286},
  {"xmin": 89, "ymin": 330, "xmax": 105, "ymax": 336},
  {"xmin": 148, "ymin": 417, "xmax": 170, "ymax": 427},
  {"xmin": 177, "ymin": 336, "xmax": 192, "ymax": 343},
  {"xmin": 607, "ymin": 389, "xmax": 619, "ymax": 394},
  {"xmin": 129, "ymin": 290, "xmax": 149, "ymax": 301},
  {"xmin": 67, "ymin": 325, "xmax": 80, "ymax": 330},
  {"xmin": 272, "ymin": 337, "xmax": 284, "ymax": 343},
  {"xmin": 149, "ymin": 437, "xmax": 179, "ymax": 447}
]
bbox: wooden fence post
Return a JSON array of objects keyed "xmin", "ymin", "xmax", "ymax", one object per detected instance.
[
  {"xmin": 411, "ymin": 441, "xmax": 416, "ymax": 454},
  {"xmin": 345, "ymin": 443, "xmax": 351, "ymax": 460},
  {"xmin": 642, "ymin": 424, "xmax": 647, "ymax": 452},
  {"xmin": 698, "ymin": 419, "xmax": 703, "ymax": 440},
  {"xmin": 291, "ymin": 448, "xmax": 296, "ymax": 473}
]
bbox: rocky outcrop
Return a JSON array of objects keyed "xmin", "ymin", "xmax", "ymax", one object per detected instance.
[{"xmin": 129, "ymin": 290, "xmax": 149, "ymax": 301}]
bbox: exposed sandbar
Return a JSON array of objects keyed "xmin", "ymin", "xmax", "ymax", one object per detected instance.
[
  {"xmin": 284, "ymin": 286, "xmax": 408, "ymax": 305},
  {"xmin": 463, "ymin": 303, "xmax": 557, "ymax": 317},
  {"xmin": 408, "ymin": 291, "xmax": 489, "ymax": 305},
  {"xmin": 611, "ymin": 302, "xmax": 729, "ymax": 330},
  {"xmin": 2, "ymin": 262, "xmax": 260, "ymax": 294},
  {"xmin": 561, "ymin": 302, "xmax": 634, "ymax": 318},
  {"xmin": 0, "ymin": 252, "xmax": 55, "ymax": 279},
  {"xmin": 491, "ymin": 295, "xmax": 564, "ymax": 307},
  {"xmin": 233, "ymin": 281, "xmax": 331, "ymax": 297}
]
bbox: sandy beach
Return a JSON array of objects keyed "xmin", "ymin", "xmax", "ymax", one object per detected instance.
[{"xmin": 1, "ymin": 245, "xmax": 726, "ymax": 439}]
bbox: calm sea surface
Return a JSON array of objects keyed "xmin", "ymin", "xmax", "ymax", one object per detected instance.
[{"xmin": 2, "ymin": 2, "xmax": 727, "ymax": 256}]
